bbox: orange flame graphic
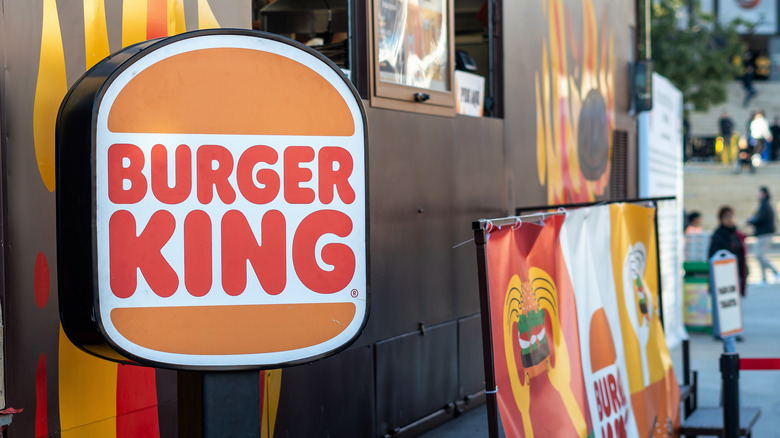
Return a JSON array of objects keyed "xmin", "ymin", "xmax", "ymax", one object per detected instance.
[{"xmin": 536, "ymin": 0, "xmax": 615, "ymax": 204}]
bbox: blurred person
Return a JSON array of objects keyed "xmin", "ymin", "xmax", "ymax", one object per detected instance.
[
  {"xmin": 755, "ymin": 51, "xmax": 771, "ymax": 79},
  {"xmin": 742, "ymin": 65, "xmax": 757, "ymax": 107},
  {"xmin": 771, "ymin": 116, "xmax": 780, "ymax": 161},
  {"xmin": 719, "ymin": 109, "xmax": 735, "ymax": 144},
  {"xmin": 710, "ymin": 206, "xmax": 748, "ymax": 296},
  {"xmin": 749, "ymin": 110, "xmax": 772, "ymax": 166},
  {"xmin": 747, "ymin": 186, "xmax": 779, "ymax": 284},
  {"xmin": 685, "ymin": 211, "xmax": 703, "ymax": 234},
  {"xmin": 734, "ymin": 136, "xmax": 755, "ymax": 174}
]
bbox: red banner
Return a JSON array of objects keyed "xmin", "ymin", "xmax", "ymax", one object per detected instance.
[{"xmin": 486, "ymin": 216, "xmax": 592, "ymax": 437}]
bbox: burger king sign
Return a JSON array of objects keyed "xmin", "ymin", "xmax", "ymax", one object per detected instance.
[{"xmin": 57, "ymin": 30, "xmax": 369, "ymax": 370}]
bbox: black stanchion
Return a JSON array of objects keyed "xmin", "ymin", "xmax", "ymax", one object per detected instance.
[{"xmin": 720, "ymin": 353, "xmax": 740, "ymax": 438}]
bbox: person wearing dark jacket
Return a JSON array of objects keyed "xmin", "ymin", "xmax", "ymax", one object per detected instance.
[
  {"xmin": 710, "ymin": 206, "xmax": 748, "ymax": 296},
  {"xmin": 747, "ymin": 186, "xmax": 779, "ymax": 284}
]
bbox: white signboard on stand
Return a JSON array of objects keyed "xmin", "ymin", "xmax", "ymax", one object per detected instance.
[
  {"xmin": 710, "ymin": 250, "xmax": 743, "ymax": 337},
  {"xmin": 638, "ymin": 73, "xmax": 686, "ymax": 348}
]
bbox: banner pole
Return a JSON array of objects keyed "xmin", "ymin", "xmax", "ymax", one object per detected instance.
[
  {"xmin": 652, "ymin": 201, "xmax": 665, "ymax": 328},
  {"xmin": 473, "ymin": 226, "xmax": 500, "ymax": 438}
]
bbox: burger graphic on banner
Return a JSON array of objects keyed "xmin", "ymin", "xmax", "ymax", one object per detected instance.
[
  {"xmin": 502, "ymin": 269, "xmax": 588, "ymax": 436},
  {"xmin": 57, "ymin": 30, "xmax": 369, "ymax": 370}
]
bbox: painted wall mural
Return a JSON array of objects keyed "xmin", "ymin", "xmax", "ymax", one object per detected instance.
[
  {"xmin": 535, "ymin": 0, "xmax": 615, "ymax": 204},
  {"xmin": 24, "ymin": 1, "xmax": 278, "ymax": 437}
]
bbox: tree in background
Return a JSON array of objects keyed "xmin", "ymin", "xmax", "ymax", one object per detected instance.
[{"xmin": 647, "ymin": 0, "xmax": 746, "ymax": 112}]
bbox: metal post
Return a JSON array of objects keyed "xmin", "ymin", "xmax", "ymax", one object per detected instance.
[
  {"xmin": 683, "ymin": 339, "xmax": 694, "ymax": 418},
  {"xmin": 720, "ymin": 353, "xmax": 740, "ymax": 438},
  {"xmin": 652, "ymin": 201, "xmax": 664, "ymax": 328},
  {"xmin": 178, "ymin": 371, "xmax": 262, "ymax": 438},
  {"xmin": 474, "ymin": 227, "xmax": 500, "ymax": 438}
]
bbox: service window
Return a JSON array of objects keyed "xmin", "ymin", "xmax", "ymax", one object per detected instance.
[
  {"xmin": 252, "ymin": 0, "xmax": 351, "ymax": 70},
  {"xmin": 370, "ymin": 0, "xmax": 456, "ymax": 116},
  {"xmin": 453, "ymin": 0, "xmax": 502, "ymax": 118}
]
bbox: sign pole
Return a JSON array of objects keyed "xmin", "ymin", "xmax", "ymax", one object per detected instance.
[
  {"xmin": 178, "ymin": 371, "xmax": 262, "ymax": 438},
  {"xmin": 473, "ymin": 226, "xmax": 500, "ymax": 438}
]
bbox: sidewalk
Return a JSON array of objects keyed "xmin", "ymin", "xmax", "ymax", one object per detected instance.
[{"xmin": 421, "ymin": 252, "xmax": 780, "ymax": 437}]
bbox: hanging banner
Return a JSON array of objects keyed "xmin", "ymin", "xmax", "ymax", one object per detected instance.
[
  {"xmin": 561, "ymin": 206, "xmax": 639, "ymax": 438},
  {"xmin": 486, "ymin": 216, "xmax": 592, "ymax": 437},
  {"xmin": 608, "ymin": 204, "xmax": 679, "ymax": 437},
  {"xmin": 481, "ymin": 204, "xmax": 680, "ymax": 437}
]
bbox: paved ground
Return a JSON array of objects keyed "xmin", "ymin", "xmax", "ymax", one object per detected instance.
[{"xmin": 421, "ymin": 251, "xmax": 780, "ymax": 438}]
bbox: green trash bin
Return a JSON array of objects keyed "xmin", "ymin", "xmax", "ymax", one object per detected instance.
[{"xmin": 683, "ymin": 261, "xmax": 712, "ymax": 333}]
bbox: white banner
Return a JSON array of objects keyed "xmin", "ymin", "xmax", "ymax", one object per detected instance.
[{"xmin": 561, "ymin": 206, "xmax": 639, "ymax": 438}]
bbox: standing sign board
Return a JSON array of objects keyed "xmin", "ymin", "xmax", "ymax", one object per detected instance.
[
  {"xmin": 57, "ymin": 30, "xmax": 369, "ymax": 370},
  {"xmin": 709, "ymin": 250, "xmax": 743, "ymax": 338}
]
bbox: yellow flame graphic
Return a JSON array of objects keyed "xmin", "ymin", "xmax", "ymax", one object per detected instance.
[
  {"xmin": 33, "ymin": 0, "xmax": 68, "ymax": 192},
  {"xmin": 199, "ymin": 0, "xmax": 221, "ymax": 29},
  {"xmin": 84, "ymin": 0, "xmax": 111, "ymax": 68},
  {"xmin": 122, "ymin": 0, "xmax": 148, "ymax": 47},
  {"xmin": 168, "ymin": 0, "xmax": 187, "ymax": 35}
]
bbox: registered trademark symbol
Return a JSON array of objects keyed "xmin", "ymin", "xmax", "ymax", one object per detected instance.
[{"xmin": 351, "ymin": 289, "xmax": 358, "ymax": 298}]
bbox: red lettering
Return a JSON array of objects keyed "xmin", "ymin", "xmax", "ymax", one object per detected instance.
[
  {"xmin": 151, "ymin": 144, "xmax": 192, "ymax": 204},
  {"xmin": 603, "ymin": 422, "xmax": 613, "ymax": 438},
  {"xmin": 599, "ymin": 378, "xmax": 612, "ymax": 417},
  {"xmin": 221, "ymin": 210, "xmax": 286, "ymax": 296},
  {"xmin": 617, "ymin": 368, "xmax": 627, "ymax": 407},
  {"xmin": 184, "ymin": 210, "xmax": 211, "ymax": 297},
  {"xmin": 108, "ymin": 143, "xmax": 147, "ymax": 204},
  {"xmin": 614, "ymin": 412, "xmax": 628, "ymax": 438},
  {"xmin": 109, "ymin": 210, "xmax": 177, "ymax": 298},
  {"xmin": 318, "ymin": 147, "xmax": 355, "ymax": 204},
  {"xmin": 237, "ymin": 145, "xmax": 280, "ymax": 204},
  {"xmin": 284, "ymin": 146, "xmax": 315, "ymax": 204},
  {"xmin": 197, "ymin": 145, "xmax": 236, "ymax": 204},
  {"xmin": 293, "ymin": 210, "xmax": 355, "ymax": 294},
  {"xmin": 594, "ymin": 381, "xmax": 603, "ymax": 421},
  {"xmin": 608, "ymin": 373, "xmax": 620, "ymax": 411}
]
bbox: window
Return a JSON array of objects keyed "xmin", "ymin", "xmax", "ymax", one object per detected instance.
[
  {"xmin": 252, "ymin": 0, "xmax": 351, "ymax": 69},
  {"xmin": 453, "ymin": 0, "xmax": 502, "ymax": 117},
  {"xmin": 370, "ymin": 0, "xmax": 456, "ymax": 116}
]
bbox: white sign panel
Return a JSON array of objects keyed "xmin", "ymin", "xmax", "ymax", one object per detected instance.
[
  {"xmin": 638, "ymin": 73, "xmax": 686, "ymax": 348},
  {"xmin": 710, "ymin": 251, "xmax": 744, "ymax": 337},
  {"xmin": 455, "ymin": 70, "xmax": 485, "ymax": 117}
]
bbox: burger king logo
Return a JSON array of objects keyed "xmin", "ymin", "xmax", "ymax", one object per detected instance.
[
  {"xmin": 57, "ymin": 30, "xmax": 368, "ymax": 369},
  {"xmin": 736, "ymin": 0, "xmax": 761, "ymax": 9}
]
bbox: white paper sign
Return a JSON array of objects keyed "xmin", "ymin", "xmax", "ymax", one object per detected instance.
[{"xmin": 455, "ymin": 70, "xmax": 485, "ymax": 117}]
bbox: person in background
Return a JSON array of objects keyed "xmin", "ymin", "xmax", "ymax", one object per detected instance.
[
  {"xmin": 742, "ymin": 61, "xmax": 757, "ymax": 107},
  {"xmin": 755, "ymin": 51, "xmax": 771, "ymax": 79},
  {"xmin": 710, "ymin": 206, "xmax": 748, "ymax": 297},
  {"xmin": 749, "ymin": 110, "xmax": 772, "ymax": 166},
  {"xmin": 771, "ymin": 116, "xmax": 780, "ymax": 161},
  {"xmin": 685, "ymin": 211, "xmax": 703, "ymax": 234},
  {"xmin": 719, "ymin": 109, "xmax": 735, "ymax": 146},
  {"xmin": 734, "ymin": 136, "xmax": 755, "ymax": 174},
  {"xmin": 747, "ymin": 186, "xmax": 779, "ymax": 284}
]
